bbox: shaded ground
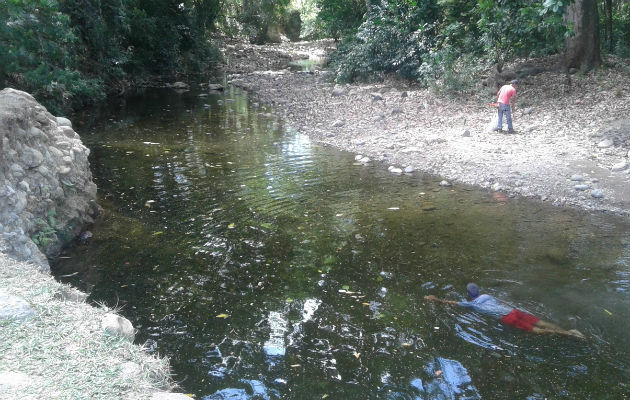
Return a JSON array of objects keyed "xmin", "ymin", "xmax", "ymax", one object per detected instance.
[{"xmin": 220, "ymin": 39, "xmax": 630, "ymax": 217}]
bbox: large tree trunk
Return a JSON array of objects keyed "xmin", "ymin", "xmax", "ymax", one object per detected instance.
[{"xmin": 564, "ymin": 0, "xmax": 602, "ymax": 69}]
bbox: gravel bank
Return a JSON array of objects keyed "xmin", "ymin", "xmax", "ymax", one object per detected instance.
[{"xmin": 222, "ymin": 40, "xmax": 630, "ymax": 218}]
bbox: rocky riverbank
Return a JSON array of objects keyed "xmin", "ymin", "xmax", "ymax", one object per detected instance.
[{"xmin": 222, "ymin": 40, "xmax": 630, "ymax": 217}]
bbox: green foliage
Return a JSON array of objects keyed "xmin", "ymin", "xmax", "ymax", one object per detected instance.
[
  {"xmin": 329, "ymin": 0, "xmax": 571, "ymax": 90},
  {"xmin": 1, "ymin": 0, "xmax": 223, "ymax": 113},
  {"xmin": 316, "ymin": 0, "xmax": 367, "ymax": 40},
  {"xmin": 0, "ymin": 0, "xmax": 105, "ymax": 113},
  {"xmin": 32, "ymin": 214, "xmax": 58, "ymax": 248}
]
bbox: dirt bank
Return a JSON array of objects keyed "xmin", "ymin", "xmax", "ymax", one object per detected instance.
[{"xmin": 220, "ymin": 39, "xmax": 630, "ymax": 218}]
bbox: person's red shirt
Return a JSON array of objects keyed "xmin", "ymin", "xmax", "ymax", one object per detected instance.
[{"xmin": 497, "ymin": 84, "xmax": 516, "ymax": 105}]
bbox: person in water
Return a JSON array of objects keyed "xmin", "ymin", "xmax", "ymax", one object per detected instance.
[{"xmin": 424, "ymin": 283, "xmax": 584, "ymax": 338}]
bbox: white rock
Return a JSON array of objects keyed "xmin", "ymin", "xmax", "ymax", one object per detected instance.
[
  {"xmin": 102, "ymin": 313, "xmax": 135, "ymax": 341},
  {"xmin": 355, "ymin": 154, "xmax": 363, "ymax": 161},
  {"xmin": 439, "ymin": 180, "xmax": 451, "ymax": 187},
  {"xmin": 590, "ymin": 189, "xmax": 604, "ymax": 198},
  {"xmin": 404, "ymin": 166, "xmax": 414, "ymax": 173},
  {"xmin": 56, "ymin": 116, "xmax": 72, "ymax": 128},
  {"xmin": 611, "ymin": 161, "xmax": 629, "ymax": 172},
  {"xmin": 597, "ymin": 139, "xmax": 614, "ymax": 148},
  {"xmin": 359, "ymin": 157, "xmax": 370, "ymax": 163},
  {"xmin": 390, "ymin": 167, "xmax": 403, "ymax": 174},
  {"xmin": 0, "ymin": 292, "xmax": 35, "ymax": 320},
  {"xmin": 570, "ymin": 174, "xmax": 584, "ymax": 181},
  {"xmin": 0, "ymin": 371, "xmax": 31, "ymax": 390}
]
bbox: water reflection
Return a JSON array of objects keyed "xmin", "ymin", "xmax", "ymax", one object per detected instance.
[{"xmin": 55, "ymin": 87, "xmax": 630, "ymax": 398}]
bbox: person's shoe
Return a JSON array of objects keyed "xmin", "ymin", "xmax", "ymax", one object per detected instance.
[
  {"xmin": 493, "ymin": 128, "xmax": 501, "ymax": 132},
  {"xmin": 508, "ymin": 129, "xmax": 515, "ymax": 134}
]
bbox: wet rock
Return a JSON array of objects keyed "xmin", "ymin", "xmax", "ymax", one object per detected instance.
[
  {"xmin": 462, "ymin": 130, "xmax": 471, "ymax": 137},
  {"xmin": 102, "ymin": 313, "xmax": 135, "ymax": 341},
  {"xmin": 401, "ymin": 91, "xmax": 408, "ymax": 98},
  {"xmin": 170, "ymin": 82, "xmax": 189, "ymax": 89},
  {"xmin": 0, "ymin": 292, "xmax": 35, "ymax": 320},
  {"xmin": 208, "ymin": 84, "xmax": 224, "ymax": 91},
  {"xmin": 574, "ymin": 184, "xmax": 590, "ymax": 191}
]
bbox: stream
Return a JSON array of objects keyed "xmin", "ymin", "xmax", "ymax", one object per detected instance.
[{"xmin": 53, "ymin": 86, "xmax": 630, "ymax": 399}]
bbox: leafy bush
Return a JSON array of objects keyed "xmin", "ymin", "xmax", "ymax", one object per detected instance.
[{"xmin": 0, "ymin": 0, "xmax": 105, "ymax": 114}]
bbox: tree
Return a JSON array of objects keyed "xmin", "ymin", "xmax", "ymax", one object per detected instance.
[{"xmin": 564, "ymin": 0, "xmax": 602, "ymax": 69}]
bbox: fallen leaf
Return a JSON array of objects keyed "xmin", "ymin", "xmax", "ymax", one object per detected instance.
[
  {"xmin": 286, "ymin": 298, "xmax": 293, "ymax": 303},
  {"xmin": 216, "ymin": 313, "xmax": 229, "ymax": 318},
  {"xmin": 353, "ymin": 352, "xmax": 360, "ymax": 359},
  {"xmin": 604, "ymin": 308, "xmax": 612, "ymax": 315},
  {"xmin": 362, "ymin": 302, "xmax": 370, "ymax": 306},
  {"xmin": 322, "ymin": 395, "xmax": 329, "ymax": 399},
  {"xmin": 290, "ymin": 364, "xmax": 301, "ymax": 368},
  {"xmin": 227, "ymin": 223, "xmax": 235, "ymax": 229},
  {"xmin": 342, "ymin": 285, "xmax": 350, "ymax": 290},
  {"xmin": 152, "ymin": 231, "xmax": 163, "ymax": 236}
]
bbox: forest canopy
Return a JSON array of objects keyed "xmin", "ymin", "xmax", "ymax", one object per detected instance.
[{"xmin": 1, "ymin": 0, "xmax": 628, "ymax": 113}]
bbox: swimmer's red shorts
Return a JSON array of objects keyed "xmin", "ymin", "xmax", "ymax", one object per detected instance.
[{"xmin": 500, "ymin": 309, "xmax": 540, "ymax": 331}]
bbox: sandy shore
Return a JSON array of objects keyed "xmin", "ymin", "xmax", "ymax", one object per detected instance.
[{"xmin": 221, "ymin": 40, "xmax": 630, "ymax": 218}]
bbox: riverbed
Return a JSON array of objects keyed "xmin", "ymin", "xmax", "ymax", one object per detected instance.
[{"xmin": 54, "ymin": 86, "xmax": 630, "ymax": 399}]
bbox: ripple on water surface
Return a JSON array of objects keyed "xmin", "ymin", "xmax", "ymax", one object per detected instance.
[{"xmin": 55, "ymin": 87, "xmax": 630, "ymax": 399}]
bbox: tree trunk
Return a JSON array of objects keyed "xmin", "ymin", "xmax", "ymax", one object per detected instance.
[
  {"xmin": 564, "ymin": 0, "xmax": 602, "ymax": 69},
  {"xmin": 605, "ymin": 0, "xmax": 613, "ymax": 52}
]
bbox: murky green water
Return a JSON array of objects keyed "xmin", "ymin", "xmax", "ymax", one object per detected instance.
[{"xmin": 54, "ymin": 87, "xmax": 630, "ymax": 399}]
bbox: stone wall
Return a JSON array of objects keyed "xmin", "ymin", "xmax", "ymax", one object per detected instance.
[{"xmin": 0, "ymin": 88, "xmax": 100, "ymax": 271}]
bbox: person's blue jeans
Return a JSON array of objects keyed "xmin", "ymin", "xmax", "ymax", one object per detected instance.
[{"xmin": 497, "ymin": 103, "xmax": 513, "ymax": 132}]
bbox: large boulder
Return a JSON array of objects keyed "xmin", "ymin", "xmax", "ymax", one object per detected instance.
[{"xmin": 0, "ymin": 88, "xmax": 100, "ymax": 270}]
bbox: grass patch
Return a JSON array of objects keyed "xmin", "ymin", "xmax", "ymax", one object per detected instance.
[{"xmin": 0, "ymin": 253, "xmax": 175, "ymax": 399}]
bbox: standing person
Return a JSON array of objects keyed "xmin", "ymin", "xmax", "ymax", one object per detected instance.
[
  {"xmin": 424, "ymin": 283, "xmax": 585, "ymax": 338},
  {"xmin": 495, "ymin": 80, "xmax": 519, "ymax": 133}
]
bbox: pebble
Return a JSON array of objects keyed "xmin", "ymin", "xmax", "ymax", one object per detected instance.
[
  {"xmin": 574, "ymin": 184, "xmax": 590, "ymax": 191},
  {"xmin": 611, "ymin": 161, "xmax": 629, "ymax": 172},
  {"xmin": 570, "ymin": 174, "xmax": 584, "ymax": 182},
  {"xmin": 590, "ymin": 189, "xmax": 604, "ymax": 198},
  {"xmin": 597, "ymin": 139, "xmax": 614, "ymax": 148},
  {"xmin": 439, "ymin": 180, "xmax": 451, "ymax": 187},
  {"xmin": 332, "ymin": 120, "xmax": 344, "ymax": 127}
]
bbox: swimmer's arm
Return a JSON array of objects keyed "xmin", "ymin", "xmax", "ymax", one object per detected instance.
[{"xmin": 424, "ymin": 295, "xmax": 458, "ymax": 305}]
